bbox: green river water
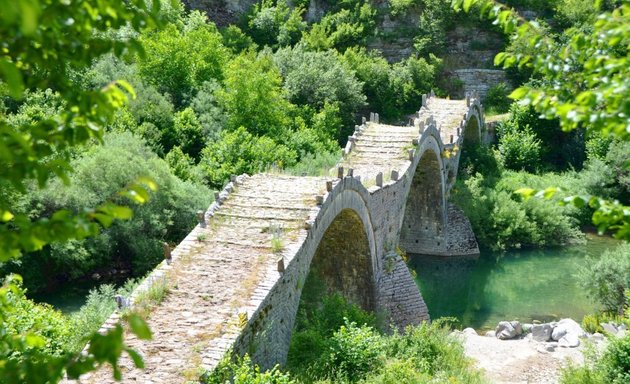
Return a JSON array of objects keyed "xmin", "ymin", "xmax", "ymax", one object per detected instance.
[{"xmin": 409, "ymin": 234, "xmax": 620, "ymax": 331}]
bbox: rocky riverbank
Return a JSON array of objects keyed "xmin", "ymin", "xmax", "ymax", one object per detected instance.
[{"xmin": 454, "ymin": 318, "xmax": 627, "ymax": 383}]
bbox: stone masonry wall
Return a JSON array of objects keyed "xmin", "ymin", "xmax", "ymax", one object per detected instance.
[{"xmin": 453, "ymin": 69, "xmax": 509, "ymax": 99}]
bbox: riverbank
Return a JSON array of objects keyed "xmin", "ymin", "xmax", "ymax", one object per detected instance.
[{"xmin": 459, "ymin": 330, "xmax": 589, "ymax": 384}]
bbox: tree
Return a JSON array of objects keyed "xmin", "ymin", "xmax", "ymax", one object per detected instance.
[
  {"xmin": 452, "ymin": 0, "xmax": 630, "ymax": 239},
  {"xmin": 219, "ymin": 52, "xmax": 292, "ymax": 138},
  {"xmin": 138, "ymin": 12, "xmax": 228, "ymax": 107},
  {"xmin": 0, "ymin": 0, "xmax": 168, "ymax": 381}
]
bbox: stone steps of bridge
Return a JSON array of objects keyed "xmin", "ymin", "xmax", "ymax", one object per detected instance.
[
  {"xmin": 71, "ymin": 174, "xmax": 324, "ymax": 383},
  {"xmin": 351, "ymin": 145, "xmax": 411, "ymax": 155},
  {"xmin": 356, "ymin": 136, "xmax": 417, "ymax": 145}
]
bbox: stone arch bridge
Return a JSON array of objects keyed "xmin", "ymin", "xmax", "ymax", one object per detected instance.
[{"xmin": 73, "ymin": 93, "xmax": 486, "ymax": 383}]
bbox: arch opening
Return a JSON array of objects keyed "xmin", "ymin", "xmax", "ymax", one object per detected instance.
[
  {"xmin": 400, "ymin": 149, "xmax": 446, "ymax": 254},
  {"xmin": 463, "ymin": 114, "xmax": 481, "ymax": 147},
  {"xmin": 299, "ymin": 208, "xmax": 375, "ymax": 312}
]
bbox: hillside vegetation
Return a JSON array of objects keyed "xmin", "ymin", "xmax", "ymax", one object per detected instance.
[{"xmin": 0, "ymin": 0, "xmax": 628, "ymax": 382}]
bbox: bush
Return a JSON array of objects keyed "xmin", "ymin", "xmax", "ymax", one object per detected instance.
[
  {"xmin": 190, "ymin": 80, "xmax": 227, "ymax": 142},
  {"xmin": 340, "ymin": 47, "xmax": 438, "ymax": 120},
  {"xmin": 497, "ymin": 121, "xmax": 542, "ymax": 172},
  {"xmin": 205, "ymin": 354, "xmax": 296, "ymax": 384},
  {"xmin": 273, "ymin": 45, "xmax": 366, "ymax": 141},
  {"xmin": 302, "ymin": 1, "xmax": 376, "ymax": 51},
  {"xmin": 317, "ymin": 319, "xmax": 383, "ymax": 381},
  {"xmin": 138, "ymin": 15, "xmax": 228, "ymax": 107},
  {"xmin": 3, "ymin": 132, "xmax": 212, "ymax": 292},
  {"xmin": 498, "ymin": 103, "xmax": 586, "ymax": 171},
  {"xmin": 579, "ymin": 242, "xmax": 630, "ymax": 315},
  {"xmin": 451, "ymin": 171, "xmax": 583, "ymax": 251},
  {"xmin": 246, "ymin": 0, "xmax": 306, "ymax": 48},
  {"xmin": 600, "ymin": 332, "xmax": 630, "ymax": 383},
  {"xmin": 173, "ymin": 107, "xmax": 206, "ymax": 160},
  {"xmin": 221, "ymin": 25, "xmax": 256, "ymax": 53},
  {"xmin": 200, "ymin": 127, "xmax": 297, "ymax": 188},
  {"xmin": 483, "ymin": 83, "xmax": 511, "ymax": 114},
  {"xmin": 219, "ymin": 51, "xmax": 293, "ymax": 138},
  {"xmin": 560, "ymin": 332, "xmax": 630, "ymax": 384},
  {"xmin": 68, "ymin": 280, "xmax": 138, "ymax": 352},
  {"xmin": 386, "ymin": 321, "xmax": 478, "ymax": 379}
]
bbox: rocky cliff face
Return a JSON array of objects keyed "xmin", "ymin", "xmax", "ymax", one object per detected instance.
[
  {"xmin": 182, "ymin": 0, "xmax": 509, "ymax": 95},
  {"xmin": 182, "ymin": 0, "xmax": 257, "ymax": 26}
]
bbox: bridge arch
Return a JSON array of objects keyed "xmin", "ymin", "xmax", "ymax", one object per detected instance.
[
  {"xmin": 235, "ymin": 177, "xmax": 378, "ymax": 369},
  {"xmin": 399, "ymin": 127, "xmax": 447, "ymax": 254},
  {"xmin": 462, "ymin": 102, "xmax": 485, "ymax": 146},
  {"xmin": 299, "ymin": 183, "xmax": 378, "ymax": 311}
]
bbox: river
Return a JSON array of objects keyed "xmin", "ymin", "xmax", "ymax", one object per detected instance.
[{"xmin": 409, "ymin": 234, "xmax": 620, "ymax": 331}]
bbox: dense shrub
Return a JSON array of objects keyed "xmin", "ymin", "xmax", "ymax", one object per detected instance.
[
  {"xmin": 301, "ymin": 0, "xmax": 376, "ymax": 51},
  {"xmin": 219, "ymin": 52, "xmax": 292, "ymax": 138},
  {"xmin": 205, "ymin": 355, "xmax": 296, "ymax": 384},
  {"xmin": 451, "ymin": 171, "xmax": 583, "ymax": 251},
  {"xmin": 600, "ymin": 332, "xmax": 630, "ymax": 384},
  {"xmin": 3, "ymin": 132, "xmax": 212, "ymax": 292},
  {"xmin": 497, "ymin": 124, "xmax": 542, "ymax": 172},
  {"xmin": 497, "ymin": 103, "xmax": 586, "ymax": 171},
  {"xmin": 579, "ymin": 242, "xmax": 630, "ymax": 315},
  {"xmin": 200, "ymin": 127, "xmax": 297, "ymax": 188},
  {"xmin": 316, "ymin": 320, "xmax": 384, "ymax": 381},
  {"xmin": 560, "ymin": 332, "xmax": 630, "ymax": 384},
  {"xmin": 273, "ymin": 45, "xmax": 366, "ymax": 141},
  {"xmin": 246, "ymin": 0, "xmax": 306, "ymax": 48},
  {"xmin": 413, "ymin": 0, "xmax": 457, "ymax": 56},
  {"xmin": 190, "ymin": 80, "xmax": 227, "ymax": 142},
  {"xmin": 341, "ymin": 48, "xmax": 437, "ymax": 119},
  {"xmin": 68, "ymin": 281, "xmax": 138, "ymax": 352},
  {"xmin": 2, "ymin": 277, "xmax": 73, "ymax": 358},
  {"xmin": 483, "ymin": 83, "xmax": 511, "ymax": 114},
  {"xmin": 138, "ymin": 14, "xmax": 228, "ymax": 107},
  {"xmin": 173, "ymin": 107, "xmax": 206, "ymax": 160}
]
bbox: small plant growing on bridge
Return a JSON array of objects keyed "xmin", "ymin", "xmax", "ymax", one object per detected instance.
[
  {"xmin": 132, "ymin": 277, "xmax": 171, "ymax": 317},
  {"xmin": 270, "ymin": 224, "xmax": 285, "ymax": 253},
  {"xmin": 271, "ymin": 235, "xmax": 284, "ymax": 253}
]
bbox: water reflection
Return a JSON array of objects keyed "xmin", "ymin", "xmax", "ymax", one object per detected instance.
[{"xmin": 408, "ymin": 234, "xmax": 618, "ymax": 330}]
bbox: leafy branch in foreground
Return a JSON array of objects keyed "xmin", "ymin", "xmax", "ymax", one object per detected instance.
[
  {"xmin": 0, "ymin": 0, "xmax": 168, "ymax": 259},
  {"xmin": 453, "ymin": 0, "xmax": 630, "ymax": 239},
  {"xmin": 0, "ymin": 274, "xmax": 153, "ymax": 383}
]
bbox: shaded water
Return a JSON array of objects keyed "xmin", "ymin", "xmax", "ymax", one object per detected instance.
[{"xmin": 409, "ymin": 234, "xmax": 620, "ymax": 331}]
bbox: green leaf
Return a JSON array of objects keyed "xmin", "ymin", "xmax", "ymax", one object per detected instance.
[
  {"xmin": 127, "ymin": 313, "xmax": 152, "ymax": 340},
  {"xmin": 1, "ymin": 211, "xmax": 14, "ymax": 222},
  {"xmin": 0, "ymin": 59, "xmax": 24, "ymax": 98},
  {"xmin": 92, "ymin": 213, "xmax": 114, "ymax": 227},
  {"xmin": 125, "ymin": 347, "xmax": 145, "ymax": 369},
  {"xmin": 137, "ymin": 176, "xmax": 158, "ymax": 192},
  {"xmin": 109, "ymin": 205, "xmax": 133, "ymax": 220},
  {"xmin": 542, "ymin": 187, "xmax": 559, "ymax": 199},
  {"xmin": 25, "ymin": 334, "xmax": 46, "ymax": 348},
  {"xmin": 508, "ymin": 87, "xmax": 528, "ymax": 100},
  {"xmin": 494, "ymin": 52, "xmax": 506, "ymax": 67},
  {"xmin": 463, "ymin": 0, "xmax": 475, "ymax": 12},
  {"xmin": 114, "ymin": 79, "xmax": 137, "ymax": 100}
]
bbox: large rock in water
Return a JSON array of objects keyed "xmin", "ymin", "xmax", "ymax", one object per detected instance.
[
  {"xmin": 496, "ymin": 321, "xmax": 517, "ymax": 339},
  {"xmin": 532, "ymin": 324, "xmax": 553, "ymax": 342}
]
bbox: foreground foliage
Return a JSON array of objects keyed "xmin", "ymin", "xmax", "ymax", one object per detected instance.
[
  {"xmin": 452, "ymin": 0, "xmax": 630, "ymax": 239},
  {"xmin": 205, "ymin": 291, "xmax": 482, "ymax": 383}
]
